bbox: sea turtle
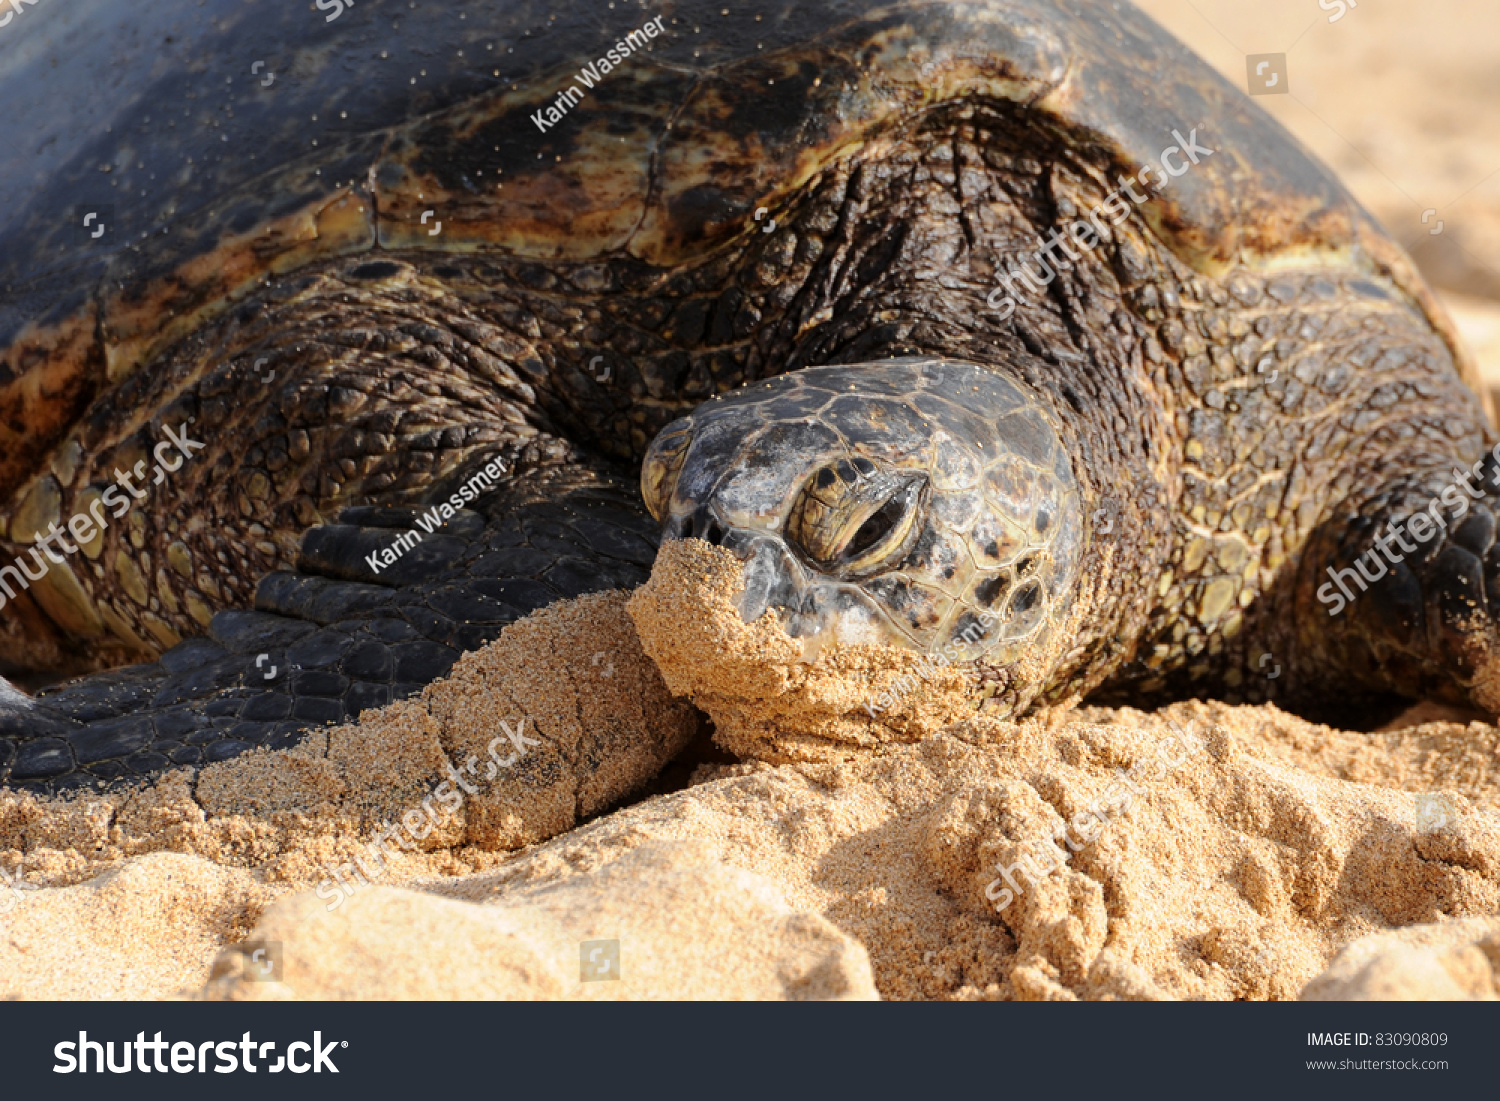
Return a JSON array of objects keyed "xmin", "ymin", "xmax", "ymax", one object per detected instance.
[{"xmin": 0, "ymin": 0, "xmax": 1494, "ymax": 793}]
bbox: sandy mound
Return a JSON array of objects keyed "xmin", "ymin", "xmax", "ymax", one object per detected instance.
[
  {"xmin": 619, "ymin": 539, "xmax": 1500, "ymax": 998},
  {"xmin": 436, "ymin": 703, "xmax": 1500, "ymax": 1000},
  {"xmin": 198, "ymin": 840, "xmax": 875, "ymax": 1001},
  {"xmin": 1304, "ymin": 917, "xmax": 1500, "ymax": 1000},
  {"xmin": 5, "ymin": 550, "xmax": 1500, "ymax": 1000},
  {"xmin": 0, "ymin": 589, "xmax": 696, "ymax": 880},
  {"xmin": 0, "ymin": 589, "xmax": 698, "ymax": 999},
  {"xmin": 0, "ymin": 852, "xmax": 264, "ymax": 999}
]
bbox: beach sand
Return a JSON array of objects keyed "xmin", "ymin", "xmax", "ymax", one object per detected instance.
[{"xmin": 3, "ymin": 543, "xmax": 1500, "ymax": 1001}]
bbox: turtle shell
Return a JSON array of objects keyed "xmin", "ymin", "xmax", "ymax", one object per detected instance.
[{"xmin": 0, "ymin": 0, "xmax": 1480, "ymax": 503}]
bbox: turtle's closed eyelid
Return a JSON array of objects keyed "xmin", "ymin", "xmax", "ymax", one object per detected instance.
[
  {"xmin": 842, "ymin": 481, "xmax": 924, "ymax": 561},
  {"xmin": 787, "ymin": 473, "xmax": 927, "ymax": 577}
]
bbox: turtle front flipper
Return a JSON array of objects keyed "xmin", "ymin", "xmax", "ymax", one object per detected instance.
[
  {"xmin": 0, "ymin": 461, "xmax": 661, "ymax": 793},
  {"xmin": 1301, "ymin": 446, "xmax": 1500, "ymax": 718}
]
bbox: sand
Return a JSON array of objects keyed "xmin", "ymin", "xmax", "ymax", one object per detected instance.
[
  {"xmin": 0, "ymin": 589, "xmax": 699, "ymax": 998},
  {"xmin": 624, "ymin": 539, "xmax": 986, "ymax": 762},
  {"xmin": 3, "ymin": 543, "xmax": 1500, "ymax": 1001},
  {"xmin": 198, "ymin": 841, "xmax": 877, "ymax": 1001}
]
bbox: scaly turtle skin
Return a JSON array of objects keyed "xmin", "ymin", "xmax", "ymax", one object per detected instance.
[{"xmin": 0, "ymin": 0, "xmax": 1494, "ymax": 791}]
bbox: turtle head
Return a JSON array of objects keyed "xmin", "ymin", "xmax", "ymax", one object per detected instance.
[{"xmin": 641, "ymin": 358, "xmax": 1085, "ymax": 679}]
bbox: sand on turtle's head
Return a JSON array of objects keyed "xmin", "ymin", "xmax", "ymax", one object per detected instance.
[{"xmin": 627, "ymin": 539, "xmax": 1063, "ymax": 762}]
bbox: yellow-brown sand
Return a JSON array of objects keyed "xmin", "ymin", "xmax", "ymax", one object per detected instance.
[
  {"xmin": 197, "ymin": 841, "xmax": 877, "ymax": 1001},
  {"xmin": 446, "ymin": 708, "xmax": 1500, "ymax": 1000},
  {"xmin": 616, "ymin": 541, "xmax": 1500, "ymax": 999},
  {"xmin": 0, "ymin": 589, "xmax": 697, "ymax": 997},
  {"xmin": 4, "ymin": 548, "xmax": 1500, "ymax": 999}
]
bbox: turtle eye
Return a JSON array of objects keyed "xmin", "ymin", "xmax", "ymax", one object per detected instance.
[{"xmin": 786, "ymin": 462, "xmax": 926, "ymax": 578}]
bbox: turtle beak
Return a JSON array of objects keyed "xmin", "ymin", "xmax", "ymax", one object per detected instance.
[{"xmin": 735, "ymin": 535, "xmax": 806, "ymax": 623}]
